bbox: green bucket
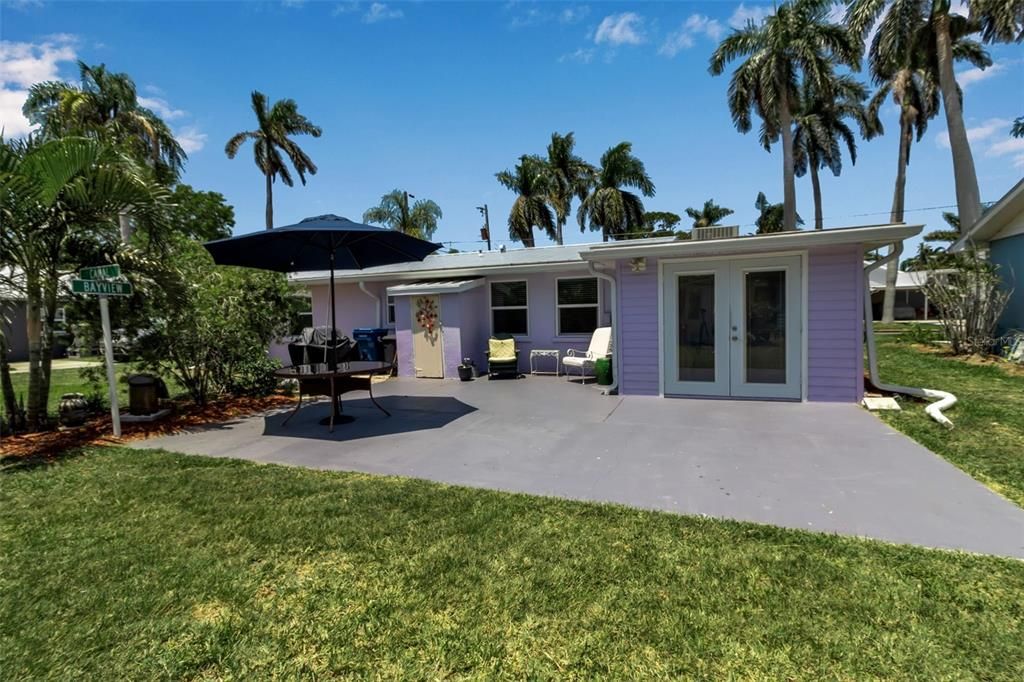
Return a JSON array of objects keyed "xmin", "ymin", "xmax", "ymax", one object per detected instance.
[{"xmin": 594, "ymin": 357, "xmax": 613, "ymax": 386}]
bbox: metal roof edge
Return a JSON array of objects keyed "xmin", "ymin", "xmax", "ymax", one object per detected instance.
[{"xmin": 578, "ymin": 223, "xmax": 924, "ymax": 260}]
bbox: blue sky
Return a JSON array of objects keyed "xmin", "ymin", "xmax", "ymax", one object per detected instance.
[{"xmin": 2, "ymin": 0, "xmax": 1022, "ymax": 255}]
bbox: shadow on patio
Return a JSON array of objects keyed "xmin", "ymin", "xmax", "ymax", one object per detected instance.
[{"xmin": 261, "ymin": 395, "xmax": 478, "ymax": 442}]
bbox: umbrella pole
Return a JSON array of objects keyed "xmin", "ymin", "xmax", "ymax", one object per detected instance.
[{"xmin": 329, "ymin": 250, "xmax": 338, "ymax": 372}]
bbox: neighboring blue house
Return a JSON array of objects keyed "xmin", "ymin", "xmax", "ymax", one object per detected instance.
[{"xmin": 951, "ymin": 178, "xmax": 1024, "ymax": 334}]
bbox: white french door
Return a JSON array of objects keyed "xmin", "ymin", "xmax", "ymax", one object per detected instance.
[{"xmin": 663, "ymin": 256, "xmax": 802, "ymax": 400}]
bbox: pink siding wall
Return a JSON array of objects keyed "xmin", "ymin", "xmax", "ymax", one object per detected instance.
[
  {"xmin": 806, "ymin": 245, "xmax": 864, "ymax": 402},
  {"xmin": 614, "ymin": 246, "xmax": 866, "ymax": 401},
  {"xmin": 617, "ymin": 259, "xmax": 660, "ymax": 395},
  {"xmin": 310, "ymin": 281, "xmax": 388, "ymax": 335}
]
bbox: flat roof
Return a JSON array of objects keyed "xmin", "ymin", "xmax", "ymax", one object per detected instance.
[{"xmin": 289, "ymin": 223, "xmax": 922, "ymax": 285}]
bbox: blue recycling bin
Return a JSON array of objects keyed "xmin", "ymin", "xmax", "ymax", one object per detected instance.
[{"xmin": 353, "ymin": 327, "xmax": 389, "ymax": 361}]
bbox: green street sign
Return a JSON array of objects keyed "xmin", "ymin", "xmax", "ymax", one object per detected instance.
[
  {"xmin": 72, "ymin": 279, "xmax": 133, "ymax": 296},
  {"xmin": 79, "ymin": 264, "xmax": 121, "ymax": 280}
]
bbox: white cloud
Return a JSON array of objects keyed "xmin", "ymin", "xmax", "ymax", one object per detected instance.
[
  {"xmin": 0, "ymin": 36, "xmax": 77, "ymax": 88},
  {"xmin": 509, "ymin": 7, "xmax": 546, "ymax": 29},
  {"xmin": 560, "ymin": 6, "xmax": 589, "ymax": 24},
  {"xmin": 559, "ymin": 47, "xmax": 595, "ymax": 64},
  {"xmin": 956, "ymin": 61, "xmax": 1006, "ymax": 88},
  {"xmin": 936, "ymin": 118, "xmax": 1010, "ymax": 149},
  {"xmin": 659, "ymin": 14, "xmax": 724, "ymax": 57},
  {"xmin": 987, "ymin": 136, "xmax": 1024, "ymax": 169},
  {"xmin": 174, "ymin": 125, "xmax": 207, "ymax": 154},
  {"xmin": 594, "ymin": 12, "xmax": 645, "ymax": 46},
  {"xmin": 332, "ymin": 2, "xmax": 359, "ymax": 17},
  {"xmin": 658, "ymin": 31, "xmax": 694, "ymax": 57},
  {"xmin": 138, "ymin": 96, "xmax": 187, "ymax": 121},
  {"xmin": 728, "ymin": 3, "xmax": 773, "ymax": 29},
  {"xmin": 0, "ymin": 35, "xmax": 78, "ymax": 137},
  {"xmin": 281, "ymin": 0, "xmax": 306, "ymax": 7},
  {"xmin": 4, "ymin": 0, "xmax": 44, "ymax": 10},
  {"xmin": 363, "ymin": 2, "xmax": 403, "ymax": 23}
]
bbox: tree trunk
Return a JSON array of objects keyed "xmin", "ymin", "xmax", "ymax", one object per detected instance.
[
  {"xmin": 810, "ymin": 162, "xmax": 823, "ymax": 230},
  {"xmin": 0, "ymin": 327, "xmax": 18, "ymax": 429},
  {"xmin": 891, "ymin": 113, "xmax": 912, "ymax": 224},
  {"xmin": 883, "ymin": 111, "xmax": 914, "ymax": 323},
  {"xmin": 524, "ymin": 227, "xmax": 535, "ymax": 248},
  {"xmin": 778, "ymin": 89, "xmax": 798, "ymax": 231},
  {"xmin": 933, "ymin": 11, "xmax": 982, "ymax": 230},
  {"xmin": 24, "ymin": 271, "xmax": 44, "ymax": 429},
  {"xmin": 39, "ymin": 276, "xmax": 58, "ymax": 414},
  {"xmin": 118, "ymin": 212, "xmax": 134, "ymax": 242},
  {"xmin": 265, "ymin": 171, "xmax": 274, "ymax": 230}
]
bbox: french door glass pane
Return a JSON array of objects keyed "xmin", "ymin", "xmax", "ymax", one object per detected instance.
[
  {"xmin": 745, "ymin": 270, "xmax": 786, "ymax": 384},
  {"xmin": 677, "ymin": 274, "xmax": 716, "ymax": 382}
]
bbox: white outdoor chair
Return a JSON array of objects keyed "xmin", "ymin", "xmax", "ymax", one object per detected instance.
[{"xmin": 562, "ymin": 327, "xmax": 612, "ymax": 384}]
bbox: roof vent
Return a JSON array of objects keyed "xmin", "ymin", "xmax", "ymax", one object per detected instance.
[{"xmin": 692, "ymin": 225, "xmax": 740, "ymax": 241}]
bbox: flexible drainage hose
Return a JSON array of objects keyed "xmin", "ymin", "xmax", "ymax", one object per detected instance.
[{"xmin": 863, "ymin": 245, "xmax": 957, "ymax": 428}]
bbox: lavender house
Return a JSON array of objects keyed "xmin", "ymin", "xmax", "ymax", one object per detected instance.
[{"xmin": 288, "ymin": 222, "xmax": 922, "ymax": 403}]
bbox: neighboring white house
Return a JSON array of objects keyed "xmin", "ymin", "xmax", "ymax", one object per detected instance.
[
  {"xmin": 866, "ymin": 264, "xmax": 947, "ymax": 321},
  {"xmin": 950, "ymin": 178, "xmax": 1024, "ymax": 334}
]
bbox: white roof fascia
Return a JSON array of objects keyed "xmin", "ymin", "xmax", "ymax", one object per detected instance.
[
  {"xmin": 950, "ymin": 178, "xmax": 1024, "ymax": 252},
  {"xmin": 579, "ymin": 223, "xmax": 924, "ymax": 260}
]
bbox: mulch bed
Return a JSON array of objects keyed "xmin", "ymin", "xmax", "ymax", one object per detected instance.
[{"xmin": 1, "ymin": 393, "xmax": 296, "ymax": 463}]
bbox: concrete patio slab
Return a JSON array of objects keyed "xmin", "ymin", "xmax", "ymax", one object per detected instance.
[{"xmin": 132, "ymin": 376, "xmax": 1024, "ymax": 558}]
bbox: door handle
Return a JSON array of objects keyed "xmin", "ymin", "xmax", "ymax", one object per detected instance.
[{"xmin": 731, "ymin": 335, "xmax": 739, "ymax": 341}]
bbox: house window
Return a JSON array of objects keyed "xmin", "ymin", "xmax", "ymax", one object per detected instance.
[
  {"xmin": 557, "ymin": 277, "xmax": 599, "ymax": 335},
  {"xmin": 386, "ymin": 296, "xmax": 396, "ymax": 327},
  {"xmin": 490, "ymin": 280, "xmax": 528, "ymax": 336}
]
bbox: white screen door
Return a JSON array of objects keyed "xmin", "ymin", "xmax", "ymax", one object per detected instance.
[{"xmin": 663, "ymin": 256, "xmax": 802, "ymax": 399}]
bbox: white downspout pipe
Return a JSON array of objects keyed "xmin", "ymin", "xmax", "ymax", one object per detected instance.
[
  {"xmin": 863, "ymin": 244, "xmax": 957, "ymax": 427},
  {"xmin": 358, "ymin": 281, "xmax": 382, "ymax": 328},
  {"xmin": 587, "ymin": 262, "xmax": 618, "ymax": 396}
]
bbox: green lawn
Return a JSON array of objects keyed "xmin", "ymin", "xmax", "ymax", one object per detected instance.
[
  {"xmin": 8, "ymin": 365, "xmax": 184, "ymax": 415},
  {"xmin": 874, "ymin": 335, "xmax": 1024, "ymax": 508},
  {"xmin": 2, "ymin": 448, "xmax": 1023, "ymax": 679}
]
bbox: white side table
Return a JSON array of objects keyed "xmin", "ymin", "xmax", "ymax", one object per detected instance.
[{"xmin": 529, "ymin": 349, "xmax": 561, "ymax": 376}]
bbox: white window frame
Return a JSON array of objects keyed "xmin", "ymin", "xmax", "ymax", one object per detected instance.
[
  {"xmin": 555, "ymin": 276, "xmax": 600, "ymax": 337},
  {"xmin": 489, "ymin": 279, "xmax": 529, "ymax": 337},
  {"xmin": 386, "ymin": 295, "xmax": 396, "ymax": 328}
]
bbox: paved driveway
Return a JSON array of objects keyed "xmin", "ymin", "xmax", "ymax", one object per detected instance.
[{"xmin": 133, "ymin": 376, "xmax": 1024, "ymax": 558}]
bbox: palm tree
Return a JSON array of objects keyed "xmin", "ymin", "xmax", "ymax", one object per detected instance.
[
  {"xmin": 545, "ymin": 132, "xmax": 595, "ymax": 245},
  {"xmin": 24, "ymin": 62, "xmax": 186, "ymax": 180},
  {"xmin": 24, "ymin": 61, "xmax": 185, "ymax": 241},
  {"xmin": 852, "ymin": 4, "xmax": 989, "ymax": 321},
  {"xmin": 710, "ymin": 0, "xmax": 859, "ymax": 232},
  {"xmin": 901, "ymin": 212, "xmax": 961, "ymax": 270},
  {"xmin": 363, "ymin": 189, "xmax": 443, "ymax": 240},
  {"xmin": 0, "ymin": 135, "xmax": 169, "ymax": 429},
  {"xmin": 495, "ymin": 155, "xmax": 555, "ymax": 247},
  {"xmin": 225, "ymin": 91, "xmax": 322, "ymax": 229},
  {"xmin": 848, "ymin": 0, "xmax": 1004, "ymax": 230},
  {"xmin": 684, "ymin": 199, "xmax": 734, "ymax": 228},
  {"xmin": 793, "ymin": 73, "xmax": 879, "ymax": 230},
  {"xmin": 577, "ymin": 142, "xmax": 655, "ymax": 241},
  {"xmin": 755, "ymin": 191, "xmax": 804, "ymax": 234}
]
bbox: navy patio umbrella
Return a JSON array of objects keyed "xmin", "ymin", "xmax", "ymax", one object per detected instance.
[{"xmin": 204, "ymin": 214, "xmax": 441, "ymax": 369}]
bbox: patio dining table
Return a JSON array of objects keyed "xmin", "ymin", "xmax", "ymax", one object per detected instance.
[{"xmin": 275, "ymin": 361, "xmax": 392, "ymax": 432}]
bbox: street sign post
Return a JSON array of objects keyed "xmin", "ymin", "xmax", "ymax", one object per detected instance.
[{"xmin": 74, "ymin": 265, "xmax": 129, "ymax": 437}]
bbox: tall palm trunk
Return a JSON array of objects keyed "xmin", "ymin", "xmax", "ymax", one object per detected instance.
[
  {"xmin": 933, "ymin": 12, "xmax": 982, "ymax": 230},
  {"xmin": 778, "ymin": 88, "xmax": 798, "ymax": 231},
  {"xmin": 265, "ymin": 170, "xmax": 274, "ymax": 230},
  {"xmin": 118, "ymin": 212, "xmax": 133, "ymax": 242},
  {"xmin": 24, "ymin": 271, "xmax": 44, "ymax": 429},
  {"xmin": 0, "ymin": 328, "xmax": 18, "ymax": 428},
  {"xmin": 809, "ymin": 160, "xmax": 823, "ymax": 230},
  {"xmin": 882, "ymin": 111, "xmax": 914, "ymax": 323},
  {"xmin": 524, "ymin": 227, "xmax": 536, "ymax": 248}
]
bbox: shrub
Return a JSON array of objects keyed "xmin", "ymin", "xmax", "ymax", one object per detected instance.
[
  {"xmin": 896, "ymin": 323, "xmax": 943, "ymax": 346},
  {"xmin": 921, "ymin": 251, "xmax": 1012, "ymax": 355},
  {"xmin": 221, "ymin": 353, "xmax": 281, "ymax": 397}
]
